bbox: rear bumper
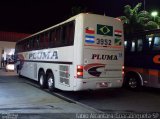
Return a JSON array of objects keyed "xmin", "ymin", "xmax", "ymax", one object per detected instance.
[{"xmin": 73, "ymin": 78, "xmax": 123, "ymax": 91}]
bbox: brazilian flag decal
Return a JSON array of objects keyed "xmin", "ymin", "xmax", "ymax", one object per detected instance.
[{"xmin": 97, "ymin": 24, "xmax": 113, "ymax": 36}]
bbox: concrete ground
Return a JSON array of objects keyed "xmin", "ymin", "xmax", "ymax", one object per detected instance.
[{"xmin": 0, "ymin": 68, "xmax": 99, "ymax": 119}]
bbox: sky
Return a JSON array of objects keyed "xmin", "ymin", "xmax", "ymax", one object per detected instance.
[{"xmin": 0, "ymin": 0, "xmax": 160, "ymax": 34}]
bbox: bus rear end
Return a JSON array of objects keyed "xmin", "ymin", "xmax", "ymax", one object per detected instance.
[{"xmin": 74, "ymin": 14, "xmax": 124, "ymax": 91}]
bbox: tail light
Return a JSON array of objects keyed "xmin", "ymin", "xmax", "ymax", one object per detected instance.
[
  {"xmin": 77, "ymin": 65, "xmax": 83, "ymax": 78},
  {"xmin": 122, "ymin": 65, "xmax": 124, "ymax": 78}
]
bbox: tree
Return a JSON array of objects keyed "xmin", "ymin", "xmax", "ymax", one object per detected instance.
[{"xmin": 119, "ymin": 3, "xmax": 160, "ymax": 35}]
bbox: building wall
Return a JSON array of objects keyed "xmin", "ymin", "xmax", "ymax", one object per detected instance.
[
  {"xmin": 0, "ymin": 41, "xmax": 16, "ymax": 48},
  {"xmin": 0, "ymin": 41, "xmax": 16, "ymax": 68},
  {"xmin": 0, "ymin": 31, "xmax": 29, "ymax": 42}
]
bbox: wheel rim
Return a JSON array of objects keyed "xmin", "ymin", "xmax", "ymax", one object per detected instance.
[
  {"xmin": 48, "ymin": 77, "xmax": 54, "ymax": 88},
  {"xmin": 40, "ymin": 75, "xmax": 44, "ymax": 86},
  {"xmin": 128, "ymin": 78, "xmax": 137, "ymax": 88}
]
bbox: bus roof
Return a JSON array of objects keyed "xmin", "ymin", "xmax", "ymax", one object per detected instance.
[{"xmin": 17, "ymin": 13, "xmax": 118, "ymax": 43}]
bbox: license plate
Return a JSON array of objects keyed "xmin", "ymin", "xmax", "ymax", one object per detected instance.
[{"xmin": 97, "ymin": 82, "xmax": 108, "ymax": 88}]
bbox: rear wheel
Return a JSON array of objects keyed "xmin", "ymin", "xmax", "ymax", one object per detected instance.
[
  {"xmin": 47, "ymin": 72, "xmax": 56, "ymax": 91},
  {"xmin": 124, "ymin": 74, "xmax": 141, "ymax": 90},
  {"xmin": 38, "ymin": 70, "xmax": 47, "ymax": 89}
]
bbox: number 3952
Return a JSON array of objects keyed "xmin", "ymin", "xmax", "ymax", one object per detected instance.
[{"xmin": 96, "ymin": 38, "xmax": 111, "ymax": 46}]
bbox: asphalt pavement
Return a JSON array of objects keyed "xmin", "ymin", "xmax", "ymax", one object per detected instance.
[{"xmin": 0, "ymin": 68, "xmax": 100, "ymax": 119}]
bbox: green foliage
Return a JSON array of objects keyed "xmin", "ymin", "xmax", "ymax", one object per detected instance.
[
  {"xmin": 145, "ymin": 21, "xmax": 159, "ymax": 30},
  {"xmin": 119, "ymin": 3, "xmax": 160, "ymax": 35}
]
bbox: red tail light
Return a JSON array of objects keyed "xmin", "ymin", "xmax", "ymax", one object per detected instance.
[
  {"xmin": 77, "ymin": 65, "xmax": 83, "ymax": 78},
  {"xmin": 122, "ymin": 65, "xmax": 124, "ymax": 78}
]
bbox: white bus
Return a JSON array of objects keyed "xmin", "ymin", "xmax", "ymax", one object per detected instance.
[{"xmin": 15, "ymin": 13, "xmax": 124, "ymax": 91}]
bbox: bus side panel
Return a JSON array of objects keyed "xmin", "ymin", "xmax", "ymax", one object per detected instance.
[
  {"xmin": 16, "ymin": 46, "xmax": 76, "ymax": 91},
  {"xmin": 125, "ymin": 33, "xmax": 160, "ymax": 88},
  {"xmin": 72, "ymin": 15, "xmax": 85, "ymax": 89}
]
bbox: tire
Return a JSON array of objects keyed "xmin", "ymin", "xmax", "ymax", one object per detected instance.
[
  {"xmin": 124, "ymin": 74, "xmax": 141, "ymax": 91},
  {"xmin": 38, "ymin": 70, "xmax": 47, "ymax": 89},
  {"xmin": 47, "ymin": 72, "xmax": 56, "ymax": 91}
]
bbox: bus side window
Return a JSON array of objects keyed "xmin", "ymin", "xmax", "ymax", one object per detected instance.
[
  {"xmin": 49, "ymin": 21, "xmax": 75, "ymax": 48},
  {"xmin": 22, "ymin": 42, "xmax": 24, "ymax": 52},
  {"xmin": 28, "ymin": 39, "xmax": 31, "ymax": 50},
  {"xmin": 50, "ymin": 29, "xmax": 56, "ymax": 48},
  {"xmin": 143, "ymin": 37, "xmax": 148, "ymax": 52},
  {"xmin": 131, "ymin": 40, "xmax": 136, "ymax": 52},
  {"xmin": 33, "ymin": 37, "xmax": 36, "ymax": 50},
  {"xmin": 61, "ymin": 22, "xmax": 75, "ymax": 46},
  {"xmin": 30, "ymin": 38, "xmax": 35, "ymax": 50},
  {"xmin": 137, "ymin": 39, "xmax": 143, "ymax": 52},
  {"xmin": 39, "ymin": 34, "xmax": 45, "ymax": 49},
  {"xmin": 68, "ymin": 21, "xmax": 75, "ymax": 45},
  {"xmin": 26, "ymin": 40, "xmax": 30, "ymax": 51},
  {"xmin": 27, "ymin": 38, "xmax": 31, "ymax": 51},
  {"xmin": 146, "ymin": 34, "xmax": 154, "ymax": 49},
  {"xmin": 35, "ymin": 36, "xmax": 40, "ymax": 50},
  {"xmin": 55, "ymin": 28, "xmax": 61, "ymax": 47},
  {"xmin": 44, "ymin": 32, "xmax": 50, "ymax": 48},
  {"xmin": 125, "ymin": 40, "xmax": 132, "ymax": 53},
  {"xmin": 61, "ymin": 25, "xmax": 67, "ymax": 46},
  {"xmin": 32, "ymin": 37, "xmax": 35, "ymax": 50},
  {"xmin": 124, "ymin": 41, "xmax": 127, "ymax": 49},
  {"xmin": 153, "ymin": 36, "xmax": 160, "ymax": 51},
  {"xmin": 18, "ymin": 42, "xmax": 21, "ymax": 52}
]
